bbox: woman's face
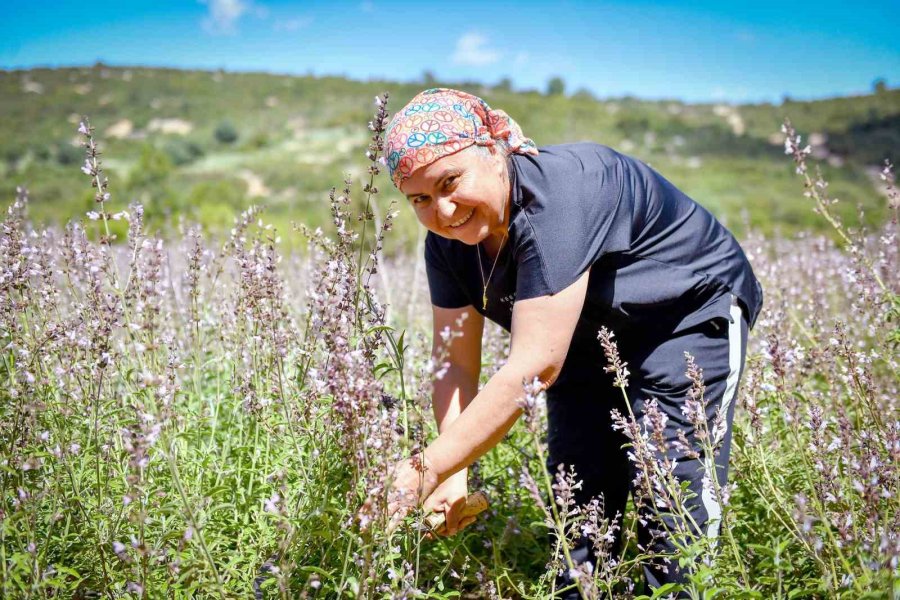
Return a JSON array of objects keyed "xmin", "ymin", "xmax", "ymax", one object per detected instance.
[{"xmin": 399, "ymin": 145, "xmax": 510, "ymax": 246}]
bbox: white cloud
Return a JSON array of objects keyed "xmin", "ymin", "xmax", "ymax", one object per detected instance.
[
  {"xmin": 201, "ymin": 0, "xmax": 253, "ymax": 34},
  {"xmin": 710, "ymin": 86, "xmax": 728, "ymax": 100},
  {"xmin": 451, "ymin": 32, "xmax": 501, "ymax": 67},
  {"xmin": 274, "ymin": 16, "xmax": 313, "ymax": 32},
  {"xmin": 513, "ymin": 51, "xmax": 529, "ymax": 69},
  {"xmin": 710, "ymin": 86, "xmax": 752, "ymax": 102}
]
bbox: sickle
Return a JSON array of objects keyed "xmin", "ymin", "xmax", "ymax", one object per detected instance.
[{"xmin": 424, "ymin": 490, "xmax": 490, "ymax": 531}]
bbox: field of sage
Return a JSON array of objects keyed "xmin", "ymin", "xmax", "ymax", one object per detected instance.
[{"xmin": 0, "ymin": 95, "xmax": 898, "ymax": 599}]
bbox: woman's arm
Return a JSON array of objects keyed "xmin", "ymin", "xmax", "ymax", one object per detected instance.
[
  {"xmin": 430, "ymin": 305, "xmax": 483, "ymax": 433},
  {"xmin": 422, "ymin": 306, "xmax": 483, "ymax": 535},
  {"xmin": 380, "ymin": 270, "xmax": 591, "ymax": 530},
  {"xmin": 426, "ymin": 270, "xmax": 591, "ymax": 483}
]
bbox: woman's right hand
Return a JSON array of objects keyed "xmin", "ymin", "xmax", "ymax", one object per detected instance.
[{"xmin": 422, "ymin": 468, "xmax": 476, "ymax": 537}]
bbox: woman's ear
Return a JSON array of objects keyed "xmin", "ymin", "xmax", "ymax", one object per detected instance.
[{"xmin": 492, "ymin": 148, "xmax": 508, "ymax": 179}]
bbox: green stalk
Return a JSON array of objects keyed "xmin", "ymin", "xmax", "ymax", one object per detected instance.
[
  {"xmin": 165, "ymin": 440, "xmax": 225, "ymax": 597},
  {"xmin": 777, "ymin": 389, "xmax": 856, "ymax": 590},
  {"xmin": 619, "ymin": 385, "xmax": 704, "ymax": 541},
  {"xmin": 530, "ymin": 432, "xmax": 587, "ymax": 599},
  {"xmin": 699, "ymin": 430, "xmax": 749, "ymax": 585},
  {"xmin": 91, "ymin": 368, "xmax": 110, "ymax": 583}
]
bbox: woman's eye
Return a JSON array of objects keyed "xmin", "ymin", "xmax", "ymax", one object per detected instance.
[{"xmin": 444, "ymin": 176, "xmax": 458, "ymax": 188}]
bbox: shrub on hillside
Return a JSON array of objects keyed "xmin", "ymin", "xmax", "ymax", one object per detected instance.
[
  {"xmin": 55, "ymin": 141, "xmax": 82, "ymax": 166},
  {"xmin": 546, "ymin": 76, "xmax": 566, "ymax": 96},
  {"xmin": 163, "ymin": 138, "xmax": 205, "ymax": 166},
  {"xmin": 214, "ymin": 120, "xmax": 239, "ymax": 144}
]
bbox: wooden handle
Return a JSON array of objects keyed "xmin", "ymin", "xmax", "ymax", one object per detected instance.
[{"xmin": 424, "ymin": 491, "xmax": 490, "ymax": 531}]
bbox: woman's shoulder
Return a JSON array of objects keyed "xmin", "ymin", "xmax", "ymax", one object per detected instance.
[
  {"xmin": 511, "ymin": 142, "xmax": 625, "ymax": 198},
  {"xmin": 516, "ymin": 142, "xmax": 623, "ymax": 173},
  {"xmin": 540, "ymin": 141, "xmax": 621, "ymax": 157},
  {"xmin": 509, "ymin": 142, "xmax": 626, "ymax": 215}
]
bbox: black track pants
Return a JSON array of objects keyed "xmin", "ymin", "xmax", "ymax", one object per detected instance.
[{"xmin": 546, "ymin": 297, "xmax": 748, "ymax": 599}]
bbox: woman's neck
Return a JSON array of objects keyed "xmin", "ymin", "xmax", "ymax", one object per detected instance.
[
  {"xmin": 481, "ymin": 204, "xmax": 510, "ymax": 260},
  {"xmin": 481, "ymin": 156, "xmax": 514, "ymax": 259},
  {"xmin": 480, "ymin": 233, "xmax": 506, "ymax": 260}
]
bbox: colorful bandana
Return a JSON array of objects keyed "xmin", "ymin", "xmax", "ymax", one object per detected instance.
[{"xmin": 384, "ymin": 88, "xmax": 539, "ymax": 189}]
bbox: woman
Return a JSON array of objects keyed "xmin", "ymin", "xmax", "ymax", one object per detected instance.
[{"xmin": 376, "ymin": 88, "xmax": 763, "ymax": 596}]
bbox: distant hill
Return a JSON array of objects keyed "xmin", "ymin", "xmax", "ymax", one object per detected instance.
[{"xmin": 1, "ymin": 65, "xmax": 897, "ymax": 249}]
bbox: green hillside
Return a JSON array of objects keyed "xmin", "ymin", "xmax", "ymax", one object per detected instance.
[{"xmin": 1, "ymin": 65, "xmax": 897, "ymax": 250}]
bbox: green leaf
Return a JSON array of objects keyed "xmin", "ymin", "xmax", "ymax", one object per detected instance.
[
  {"xmin": 344, "ymin": 575, "xmax": 359, "ymax": 597},
  {"xmin": 650, "ymin": 582, "xmax": 683, "ymax": 598},
  {"xmin": 787, "ymin": 585, "xmax": 825, "ymax": 598},
  {"xmin": 364, "ymin": 324, "xmax": 394, "ymax": 336},
  {"xmin": 373, "ymin": 361, "xmax": 395, "ymax": 379}
]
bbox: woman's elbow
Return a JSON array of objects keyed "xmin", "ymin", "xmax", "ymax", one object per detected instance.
[
  {"xmin": 502, "ymin": 359, "xmax": 563, "ymax": 391},
  {"xmin": 538, "ymin": 364, "xmax": 562, "ymax": 388}
]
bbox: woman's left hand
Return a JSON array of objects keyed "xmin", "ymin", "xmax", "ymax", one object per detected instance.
[{"xmin": 360, "ymin": 452, "xmax": 440, "ymax": 534}]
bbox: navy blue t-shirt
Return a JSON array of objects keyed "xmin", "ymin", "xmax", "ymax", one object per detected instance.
[{"xmin": 425, "ymin": 143, "xmax": 763, "ymax": 351}]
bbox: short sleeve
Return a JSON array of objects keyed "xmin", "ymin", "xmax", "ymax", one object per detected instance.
[
  {"xmin": 509, "ymin": 144, "xmax": 630, "ymax": 301},
  {"xmin": 424, "ymin": 232, "xmax": 471, "ymax": 309},
  {"xmin": 511, "ymin": 225, "xmax": 554, "ymax": 301}
]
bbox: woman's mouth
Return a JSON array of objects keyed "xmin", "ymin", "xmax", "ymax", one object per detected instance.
[{"xmin": 449, "ymin": 208, "xmax": 475, "ymax": 228}]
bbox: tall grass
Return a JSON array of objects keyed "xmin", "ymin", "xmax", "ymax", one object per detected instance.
[{"xmin": 0, "ymin": 96, "xmax": 897, "ymax": 599}]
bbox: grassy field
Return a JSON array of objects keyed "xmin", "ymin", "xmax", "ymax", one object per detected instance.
[{"xmin": 0, "ymin": 75, "xmax": 898, "ymax": 599}]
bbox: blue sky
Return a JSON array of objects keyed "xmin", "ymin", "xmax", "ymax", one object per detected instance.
[{"xmin": 2, "ymin": 0, "xmax": 897, "ymax": 103}]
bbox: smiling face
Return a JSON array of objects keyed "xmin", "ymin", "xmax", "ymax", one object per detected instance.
[{"xmin": 400, "ymin": 145, "xmax": 511, "ymax": 247}]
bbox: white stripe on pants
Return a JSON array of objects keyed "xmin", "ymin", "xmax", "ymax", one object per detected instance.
[{"xmin": 701, "ymin": 295, "xmax": 744, "ymax": 540}]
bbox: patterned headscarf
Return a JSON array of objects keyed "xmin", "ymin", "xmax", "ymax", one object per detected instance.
[{"xmin": 384, "ymin": 88, "xmax": 538, "ymax": 189}]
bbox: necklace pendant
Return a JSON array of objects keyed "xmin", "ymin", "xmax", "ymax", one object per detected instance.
[{"xmin": 477, "ymin": 231, "xmax": 507, "ymax": 313}]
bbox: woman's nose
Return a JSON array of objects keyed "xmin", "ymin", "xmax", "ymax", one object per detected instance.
[{"xmin": 434, "ymin": 195, "xmax": 456, "ymax": 224}]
